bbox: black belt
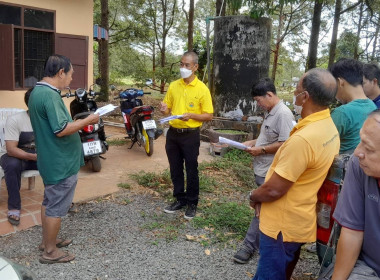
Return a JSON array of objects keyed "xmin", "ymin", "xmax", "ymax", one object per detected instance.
[{"xmin": 169, "ymin": 126, "xmax": 200, "ymax": 133}]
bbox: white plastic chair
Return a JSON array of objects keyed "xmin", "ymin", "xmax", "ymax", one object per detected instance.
[{"xmin": 0, "ymin": 108, "xmax": 40, "ymax": 190}]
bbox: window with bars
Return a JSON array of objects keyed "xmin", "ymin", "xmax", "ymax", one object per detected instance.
[{"xmin": 0, "ymin": 3, "xmax": 54, "ymax": 89}]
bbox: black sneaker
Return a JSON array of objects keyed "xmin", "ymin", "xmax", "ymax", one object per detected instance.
[
  {"xmin": 164, "ymin": 201, "xmax": 185, "ymax": 214},
  {"xmin": 154, "ymin": 129, "xmax": 163, "ymax": 140},
  {"xmin": 184, "ymin": 204, "xmax": 197, "ymax": 220},
  {"xmin": 233, "ymin": 243, "xmax": 254, "ymax": 264}
]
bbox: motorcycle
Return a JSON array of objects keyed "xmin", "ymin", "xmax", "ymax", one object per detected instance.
[
  {"xmin": 61, "ymin": 86, "xmax": 108, "ymax": 172},
  {"xmin": 316, "ymin": 153, "xmax": 350, "ymax": 277},
  {"xmin": 114, "ymin": 87, "xmax": 162, "ymax": 156}
]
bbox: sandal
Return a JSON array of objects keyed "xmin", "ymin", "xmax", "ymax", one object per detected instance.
[
  {"xmin": 7, "ymin": 210, "xmax": 20, "ymax": 226},
  {"xmin": 38, "ymin": 238, "xmax": 73, "ymax": 251},
  {"xmin": 39, "ymin": 252, "xmax": 75, "ymax": 264}
]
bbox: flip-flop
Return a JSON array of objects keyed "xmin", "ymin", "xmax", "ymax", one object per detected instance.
[
  {"xmin": 38, "ymin": 239, "xmax": 73, "ymax": 251},
  {"xmin": 7, "ymin": 210, "xmax": 20, "ymax": 226},
  {"xmin": 39, "ymin": 253, "xmax": 75, "ymax": 264}
]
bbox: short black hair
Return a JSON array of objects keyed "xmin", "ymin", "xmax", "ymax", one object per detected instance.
[
  {"xmin": 43, "ymin": 54, "xmax": 72, "ymax": 78},
  {"xmin": 303, "ymin": 68, "xmax": 337, "ymax": 107},
  {"xmin": 328, "ymin": 58, "xmax": 364, "ymax": 86},
  {"xmin": 24, "ymin": 87, "xmax": 34, "ymax": 107},
  {"xmin": 363, "ymin": 63, "xmax": 380, "ymax": 86},
  {"xmin": 251, "ymin": 77, "xmax": 276, "ymax": 97}
]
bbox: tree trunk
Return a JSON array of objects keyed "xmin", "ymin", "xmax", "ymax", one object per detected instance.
[
  {"xmin": 216, "ymin": 0, "xmax": 226, "ymax": 16},
  {"xmin": 271, "ymin": 5, "xmax": 284, "ymax": 82},
  {"xmin": 306, "ymin": 0, "xmax": 323, "ymax": 71},
  {"xmin": 328, "ymin": 0, "xmax": 342, "ymax": 67},
  {"xmin": 187, "ymin": 0, "xmax": 194, "ymax": 51},
  {"xmin": 371, "ymin": 17, "xmax": 380, "ymax": 61},
  {"xmin": 160, "ymin": 43, "xmax": 166, "ymax": 94},
  {"xmin": 152, "ymin": 43, "xmax": 156, "ymax": 85},
  {"xmin": 160, "ymin": 0, "xmax": 167, "ymax": 94},
  {"xmin": 99, "ymin": 0, "xmax": 109, "ymax": 100},
  {"xmin": 354, "ymin": 2, "xmax": 364, "ymax": 60}
]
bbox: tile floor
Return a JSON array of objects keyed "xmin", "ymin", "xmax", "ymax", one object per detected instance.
[{"xmin": 0, "ymin": 179, "xmax": 43, "ymax": 236}]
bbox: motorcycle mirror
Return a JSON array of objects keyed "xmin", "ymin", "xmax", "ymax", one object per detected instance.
[
  {"xmin": 110, "ymin": 85, "xmax": 116, "ymax": 91},
  {"xmin": 145, "ymin": 79, "xmax": 153, "ymax": 86}
]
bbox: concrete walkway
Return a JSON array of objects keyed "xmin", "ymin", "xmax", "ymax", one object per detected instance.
[{"xmin": 0, "ymin": 125, "xmax": 214, "ymax": 236}]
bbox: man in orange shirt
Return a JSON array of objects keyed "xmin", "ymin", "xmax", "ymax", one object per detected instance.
[{"xmin": 250, "ymin": 68, "xmax": 340, "ymax": 280}]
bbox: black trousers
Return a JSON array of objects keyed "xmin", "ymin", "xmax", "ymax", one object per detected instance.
[{"xmin": 165, "ymin": 127, "xmax": 200, "ymax": 205}]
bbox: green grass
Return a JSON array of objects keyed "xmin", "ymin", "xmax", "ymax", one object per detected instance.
[
  {"xmin": 142, "ymin": 214, "xmax": 185, "ymax": 241},
  {"xmin": 129, "ymin": 170, "xmax": 171, "ymax": 193},
  {"xmin": 107, "ymin": 138, "xmax": 127, "ymax": 146},
  {"xmin": 214, "ymin": 129, "xmax": 248, "ymax": 134},
  {"xmin": 199, "ymin": 173, "xmax": 218, "ymax": 192},
  {"xmin": 129, "ymin": 148, "xmax": 257, "ymax": 246},
  {"xmin": 117, "ymin": 182, "xmax": 131, "ymax": 189},
  {"xmin": 192, "ymin": 201, "xmax": 254, "ymax": 243}
]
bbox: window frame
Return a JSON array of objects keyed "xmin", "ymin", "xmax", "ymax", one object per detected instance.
[{"xmin": 0, "ymin": 1, "xmax": 55, "ymax": 90}]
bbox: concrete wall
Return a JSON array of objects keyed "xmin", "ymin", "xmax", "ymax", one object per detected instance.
[
  {"xmin": 212, "ymin": 16, "xmax": 271, "ymax": 116},
  {"xmin": 0, "ymin": 0, "xmax": 93, "ymax": 109}
]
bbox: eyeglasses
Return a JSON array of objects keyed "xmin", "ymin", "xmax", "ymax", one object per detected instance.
[{"xmin": 294, "ymin": 91, "xmax": 306, "ymax": 99}]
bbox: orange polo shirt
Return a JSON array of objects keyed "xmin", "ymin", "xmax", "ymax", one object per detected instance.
[{"xmin": 259, "ymin": 109, "xmax": 340, "ymax": 243}]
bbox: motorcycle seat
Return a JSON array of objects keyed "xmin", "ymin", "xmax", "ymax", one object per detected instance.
[{"xmin": 73, "ymin": 111, "xmax": 92, "ymax": 120}]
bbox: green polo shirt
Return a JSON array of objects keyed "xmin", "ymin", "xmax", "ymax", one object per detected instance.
[{"xmin": 28, "ymin": 82, "xmax": 84, "ymax": 185}]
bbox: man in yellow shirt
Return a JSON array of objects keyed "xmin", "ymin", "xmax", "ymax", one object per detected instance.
[
  {"xmin": 250, "ymin": 68, "xmax": 340, "ymax": 280},
  {"xmin": 160, "ymin": 51, "xmax": 214, "ymax": 220}
]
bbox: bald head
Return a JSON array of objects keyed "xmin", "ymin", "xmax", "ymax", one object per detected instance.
[
  {"xmin": 302, "ymin": 68, "xmax": 337, "ymax": 107},
  {"xmin": 182, "ymin": 51, "xmax": 199, "ymax": 64}
]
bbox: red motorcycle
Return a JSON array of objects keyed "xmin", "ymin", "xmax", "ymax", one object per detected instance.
[
  {"xmin": 316, "ymin": 153, "xmax": 350, "ymax": 277},
  {"xmin": 114, "ymin": 88, "xmax": 162, "ymax": 156}
]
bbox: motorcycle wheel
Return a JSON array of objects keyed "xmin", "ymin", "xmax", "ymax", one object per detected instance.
[
  {"xmin": 142, "ymin": 128, "xmax": 154, "ymax": 156},
  {"xmin": 91, "ymin": 156, "xmax": 102, "ymax": 172}
]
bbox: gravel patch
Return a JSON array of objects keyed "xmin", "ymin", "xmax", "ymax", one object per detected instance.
[{"xmin": 0, "ymin": 193, "xmax": 320, "ymax": 280}]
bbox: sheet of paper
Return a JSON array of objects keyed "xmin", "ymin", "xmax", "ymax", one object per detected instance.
[
  {"xmin": 95, "ymin": 104, "xmax": 118, "ymax": 116},
  {"xmin": 159, "ymin": 115, "xmax": 184, "ymax": 124},
  {"xmin": 218, "ymin": 136, "xmax": 247, "ymax": 150}
]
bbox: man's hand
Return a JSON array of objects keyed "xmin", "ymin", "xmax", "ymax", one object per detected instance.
[
  {"xmin": 160, "ymin": 102, "xmax": 169, "ymax": 115},
  {"xmin": 6, "ymin": 141, "xmax": 37, "ymax": 161},
  {"xmin": 242, "ymin": 139, "xmax": 256, "ymax": 147},
  {"xmin": 246, "ymin": 146, "xmax": 263, "ymax": 156},
  {"xmin": 57, "ymin": 113, "xmax": 99, "ymax": 137},
  {"xmin": 87, "ymin": 113, "xmax": 100, "ymax": 125},
  {"xmin": 180, "ymin": 113, "xmax": 192, "ymax": 121},
  {"xmin": 254, "ymin": 203, "xmax": 261, "ymax": 218},
  {"xmin": 249, "ymin": 199, "xmax": 261, "ymax": 218}
]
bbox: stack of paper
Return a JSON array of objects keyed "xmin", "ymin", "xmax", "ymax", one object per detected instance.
[
  {"xmin": 218, "ymin": 136, "xmax": 247, "ymax": 150},
  {"xmin": 159, "ymin": 115, "xmax": 183, "ymax": 124},
  {"xmin": 95, "ymin": 104, "xmax": 119, "ymax": 116}
]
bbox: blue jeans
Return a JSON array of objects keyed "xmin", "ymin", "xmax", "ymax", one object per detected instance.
[
  {"xmin": 253, "ymin": 232, "xmax": 303, "ymax": 280},
  {"xmin": 0, "ymin": 154, "xmax": 38, "ymax": 210}
]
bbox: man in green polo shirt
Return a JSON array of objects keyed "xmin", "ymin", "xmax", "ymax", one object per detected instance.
[{"xmin": 28, "ymin": 54, "xmax": 99, "ymax": 264}]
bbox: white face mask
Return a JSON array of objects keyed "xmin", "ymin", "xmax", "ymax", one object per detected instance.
[
  {"xmin": 293, "ymin": 95, "xmax": 303, "ymax": 115},
  {"xmin": 180, "ymin": 67, "xmax": 193, "ymax": 79}
]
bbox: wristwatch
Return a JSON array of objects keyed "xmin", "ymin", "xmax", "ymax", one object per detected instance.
[
  {"xmin": 249, "ymin": 191, "xmax": 254, "ymax": 202},
  {"xmin": 261, "ymin": 147, "xmax": 267, "ymax": 154}
]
